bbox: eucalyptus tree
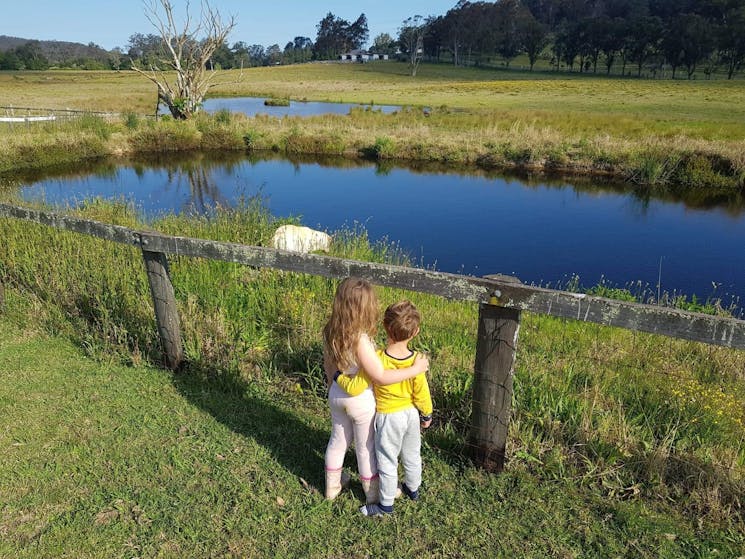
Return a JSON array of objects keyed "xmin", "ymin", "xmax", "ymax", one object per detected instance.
[
  {"xmin": 713, "ymin": 3, "xmax": 745, "ymax": 78},
  {"xmin": 371, "ymin": 33, "xmax": 397, "ymax": 55},
  {"xmin": 399, "ymin": 15, "xmax": 429, "ymax": 76},
  {"xmin": 314, "ymin": 13, "xmax": 368, "ymax": 59},
  {"xmin": 521, "ymin": 15, "xmax": 548, "ymax": 70},
  {"xmin": 131, "ymin": 0, "xmax": 237, "ymax": 120}
]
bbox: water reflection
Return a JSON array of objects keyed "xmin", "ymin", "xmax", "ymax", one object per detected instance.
[
  {"xmin": 200, "ymin": 97, "xmax": 401, "ymax": 118},
  {"xmin": 11, "ymin": 151, "xmax": 745, "ymax": 216},
  {"xmin": 6, "ymin": 150, "xmax": 745, "ymax": 312}
]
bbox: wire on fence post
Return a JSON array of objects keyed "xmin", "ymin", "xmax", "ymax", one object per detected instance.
[
  {"xmin": 467, "ymin": 294, "xmax": 522, "ymax": 473},
  {"xmin": 139, "ymin": 233, "xmax": 184, "ymax": 371}
]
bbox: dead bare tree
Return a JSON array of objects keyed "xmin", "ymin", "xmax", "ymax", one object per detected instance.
[
  {"xmin": 132, "ymin": 0, "xmax": 236, "ymax": 119},
  {"xmin": 399, "ymin": 15, "xmax": 428, "ymax": 77}
]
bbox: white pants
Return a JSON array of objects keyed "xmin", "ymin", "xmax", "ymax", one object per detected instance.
[
  {"xmin": 325, "ymin": 383, "xmax": 377, "ymax": 480},
  {"xmin": 375, "ymin": 407, "xmax": 422, "ymax": 506}
]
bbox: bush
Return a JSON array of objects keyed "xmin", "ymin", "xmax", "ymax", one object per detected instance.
[
  {"xmin": 128, "ymin": 121, "xmax": 201, "ymax": 152},
  {"xmin": 676, "ymin": 153, "xmax": 737, "ymax": 191},
  {"xmin": 123, "ymin": 112, "xmax": 140, "ymax": 130},
  {"xmin": 264, "ymin": 98, "xmax": 290, "ymax": 107}
]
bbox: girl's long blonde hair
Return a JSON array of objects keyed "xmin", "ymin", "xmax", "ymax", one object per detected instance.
[{"xmin": 323, "ymin": 277, "xmax": 379, "ymax": 371}]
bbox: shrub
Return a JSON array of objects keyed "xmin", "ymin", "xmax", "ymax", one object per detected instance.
[
  {"xmin": 675, "ymin": 153, "xmax": 737, "ymax": 191},
  {"xmin": 264, "ymin": 98, "xmax": 290, "ymax": 107},
  {"xmin": 123, "ymin": 112, "xmax": 140, "ymax": 130},
  {"xmin": 128, "ymin": 121, "xmax": 201, "ymax": 152},
  {"xmin": 283, "ymin": 130, "xmax": 346, "ymax": 155},
  {"xmin": 364, "ymin": 136, "xmax": 396, "ymax": 159},
  {"xmin": 214, "ymin": 108, "xmax": 232, "ymax": 124}
]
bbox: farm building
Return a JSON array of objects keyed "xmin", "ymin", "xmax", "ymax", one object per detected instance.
[{"xmin": 339, "ymin": 50, "xmax": 389, "ymax": 62}]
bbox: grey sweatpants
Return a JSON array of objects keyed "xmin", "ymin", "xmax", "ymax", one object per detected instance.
[{"xmin": 374, "ymin": 407, "xmax": 422, "ymax": 507}]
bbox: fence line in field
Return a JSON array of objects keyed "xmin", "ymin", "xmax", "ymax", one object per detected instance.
[{"xmin": 2, "ymin": 201, "xmax": 744, "ymax": 472}]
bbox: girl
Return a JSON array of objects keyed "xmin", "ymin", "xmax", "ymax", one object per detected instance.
[{"xmin": 323, "ymin": 277, "xmax": 429, "ymax": 502}]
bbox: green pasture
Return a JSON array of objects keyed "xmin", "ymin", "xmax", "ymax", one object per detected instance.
[
  {"xmin": 2, "ymin": 63, "xmax": 744, "ymax": 141},
  {"xmin": 1, "ymin": 200, "xmax": 744, "ymax": 557},
  {"xmin": 1, "ymin": 63, "xmax": 744, "ymax": 194}
]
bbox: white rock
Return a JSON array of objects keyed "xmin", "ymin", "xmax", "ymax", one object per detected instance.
[{"xmin": 270, "ymin": 224, "xmax": 331, "ymax": 253}]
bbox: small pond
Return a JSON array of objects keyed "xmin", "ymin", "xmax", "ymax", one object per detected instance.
[
  {"xmin": 196, "ymin": 97, "xmax": 401, "ymax": 117},
  {"xmin": 8, "ymin": 151, "xmax": 745, "ymax": 314}
]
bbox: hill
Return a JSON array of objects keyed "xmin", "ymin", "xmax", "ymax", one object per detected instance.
[{"xmin": 0, "ymin": 35, "xmax": 112, "ymax": 65}]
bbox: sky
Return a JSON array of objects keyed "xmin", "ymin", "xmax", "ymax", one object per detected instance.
[{"xmin": 3, "ymin": 1, "xmax": 457, "ymax": 51}]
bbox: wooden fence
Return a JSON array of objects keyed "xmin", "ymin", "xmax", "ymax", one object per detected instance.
[
  {"xmin": 0, "ymin": 105, "xmax": 139, "ymax": 123},
  {"xmin": 2, "ymin": 202, "xmax": 745, "ymax": 472}
]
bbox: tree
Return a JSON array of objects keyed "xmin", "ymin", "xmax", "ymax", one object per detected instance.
[
  {"xmin": 554, "ymin": 21, "xmax": 582, "ymax": 71},
  {"xmin": 0, "ymin": 51, "xmax": 22, "ymax": 71},
  {"xmin": 348, "ymin": 14, "xmax": 369, "ymax": 50},
  {"xmin": 314, "ymin": 12, "xmax": 350, "ymax": 59},
  {"xmin": 313, "ymin": 12, "xmax": 367, "ymax": 59},
  {"xmin": 131, "ymin": 0, "xmax": 237, "ymax": 119},
  {"xmin": 493, "ymin": 0, "xmax": 530, "ymax": 67},
  {"xmin": 371, "ymin": 33, "xmax": 396, "ymax": 54},
  {"xmin": 266, "ymin": 44, "xmax": 282, "ymax": 65},
  {"xmin": 661, "ymin": 14, "xmax": 712, "ymax": 78},
  {"xmin": 627, "ymin": 15, "xmax": 661, "ymax": 76},
  {"xmin": 521, "ymin": 16, "xmax": 548, "ymax": 70},
  {"xmin": 246, "ymin": 44, "xmax": 265, "ymax": 66},
  {"xmin": 717, "ymin": 4, "xmax": 745, "ymax": 78},
  {"xmin": 444, "ymin": 0, "xmax": 471, "ymax": 66},
  {"xmin": 210, "ymin": 41, "xmax": 234, "ymax": 69},
  {"xmin": 293, "ymin": 36, "xmax": 313, "ymax": 62},
  {"xmin": 399, "ymin": 15, "xmax": 428, "ymax": 76},
  {"xmin": 127, "ymin": 32, "xmax": 164, "ymax": 66},
  {"xmin": 14, "ymin": 41, "xmax": 49, "ymax": 70}
]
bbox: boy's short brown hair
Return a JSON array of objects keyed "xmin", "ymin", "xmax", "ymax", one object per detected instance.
[{"xmin": 383, "ymin": 300, "xmax": 421, "ymax": 342}]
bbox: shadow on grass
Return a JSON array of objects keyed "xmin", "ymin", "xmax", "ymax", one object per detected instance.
[{"xmin": 171, "ymin": 363, "xmax": 330, "ymax": 490}]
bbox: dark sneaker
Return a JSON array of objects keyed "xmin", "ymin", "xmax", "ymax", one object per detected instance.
[
  {"xmin": 360, "ymin": 503, "xmax": 394, "ymax": 517},
  {"xmin": 401, "ymin": 483, "xmax": 419, "ymax": 501}
]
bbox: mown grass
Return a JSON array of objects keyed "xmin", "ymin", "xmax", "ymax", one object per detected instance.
[
  {"xmin": 1, "ymin": 200, "xmax": 744, "ymax": 557},
  {"xmin": 1, "ymin": 64, "xmax": 744, "ymax": 192}
]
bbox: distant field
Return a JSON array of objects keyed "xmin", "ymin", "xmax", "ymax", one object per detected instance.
[
  {"xmin": 1, "ymin": 63, "xmax": 743, "ymax": 191},
  {"xmin": 2, "ymin": 62, "xmax": 744, "ymax": 142}
]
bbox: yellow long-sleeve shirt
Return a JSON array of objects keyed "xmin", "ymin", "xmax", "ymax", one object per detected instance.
[{"xmin": 336, "ymin": 349, "xmax": 433, "ymax": 416}]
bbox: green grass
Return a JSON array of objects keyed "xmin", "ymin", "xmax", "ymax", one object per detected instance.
[
  {"xmin": 1, "ymin": 312, "xmax": 743, "ymax": 558},
  {"xmin": 1, "ymin": 200, "xmax": 744, "ymax": 557}
]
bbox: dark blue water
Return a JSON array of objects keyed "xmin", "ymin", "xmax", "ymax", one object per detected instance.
[
  {"xmin": 14, "ymin": 153, "xmax": 745, "ymax": 311},
  {"xmin": 200, "ymin": 97, "xmax": 401, "ymax": 117}
]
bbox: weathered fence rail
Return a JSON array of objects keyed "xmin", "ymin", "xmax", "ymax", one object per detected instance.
[
  {"xmin": 2, "ymin": 201, "xmax": 744, "ymax": 471},
  {"xmin": 0, "ymin": 105, "xmax": 144, "ymax": 123}
]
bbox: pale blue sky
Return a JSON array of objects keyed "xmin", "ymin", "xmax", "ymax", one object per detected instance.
[{"xmin": 3, "ymin": 1, "xmax": 457, "ymax": 50}]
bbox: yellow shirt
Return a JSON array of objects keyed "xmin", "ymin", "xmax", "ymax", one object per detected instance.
[{"xmin": 336, "ymin": 349, "xmax": 433, "ymax": 416}]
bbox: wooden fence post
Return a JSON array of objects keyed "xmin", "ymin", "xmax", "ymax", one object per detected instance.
[
  {"xmin": 468, "ymin": 301, "xmax": 521, "ymax": 473},
  {"xmin": 142, "ymin": 249, "xmax": 184, "ymax": 370}
]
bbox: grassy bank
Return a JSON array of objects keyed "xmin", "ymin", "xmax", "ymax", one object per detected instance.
[
  {"xmin": 1, "ymin": 200, "xmax": 744, "ymax": 557},
  {"xmin": 1, "ymin": 64, "xmax": 744, "ymax": 192}
]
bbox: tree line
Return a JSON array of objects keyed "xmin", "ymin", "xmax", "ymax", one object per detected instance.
[
  {"xmin": 423, "ymin": 0, "xmax": 745, "ymax": 78},
  {"xmin": 3, "ymin": 1, "xmax": 744, "ymax": 78},
  {"xmin": 0, "ymin": 38, "xmax": 118, "ymax": 70},
  {"xmin": 126, "ymin": 12, "xmax": 372, "ymax": 69}
]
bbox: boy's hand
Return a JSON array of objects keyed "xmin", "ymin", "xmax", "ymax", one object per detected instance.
[
  {"xmin": 421, "ymin": 418, "xmax": 432, "ymax": 429},
  {"xmin": 414, "ymin": 353, "xmax": 429, "ymax": 373}
]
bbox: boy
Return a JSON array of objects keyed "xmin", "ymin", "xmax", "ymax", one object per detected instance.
[{"xmin": 338, "ymin": 300, "xmax": 432, "ymax": 517}]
